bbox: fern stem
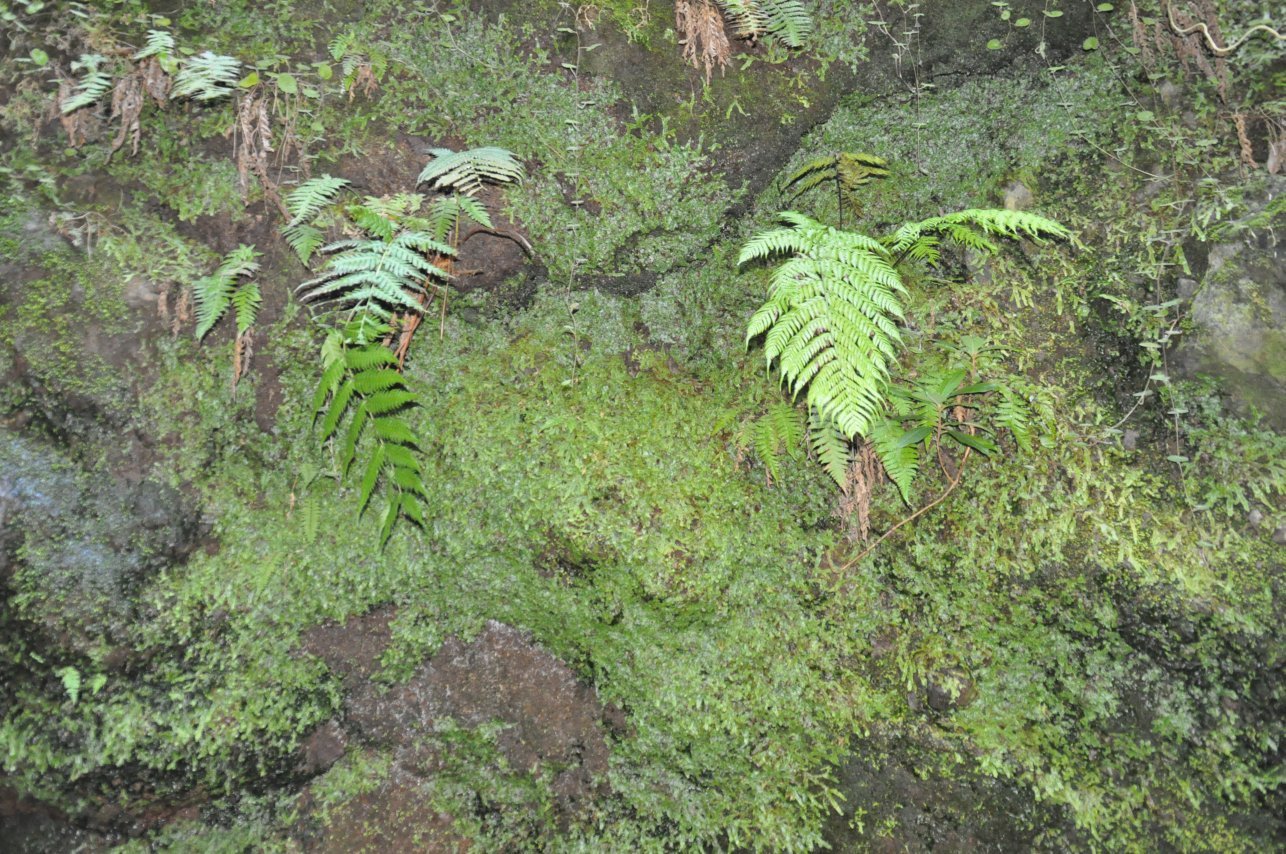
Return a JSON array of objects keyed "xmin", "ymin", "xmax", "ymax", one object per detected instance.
[{"xmin": 838, "ymin": 445, "xmax": 974, "ymax": 570}]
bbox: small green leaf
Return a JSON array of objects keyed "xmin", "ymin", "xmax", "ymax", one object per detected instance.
[
  {"xmin": 987, "ymin": 38, "xmax": 1003, "ymax": 49},
  {"xmin": 238, "ymin": 71, "xmax": 260, "ymax": 88},
  {"xmin": 1043, "ymin": 9, "xmax": 1063, "ymax": 17},
  {"xmin": 896, "ymin": 425, "xmax": 933, "ymax": 448},
  {"xmin": 1135, "ymin": 110, "xmax": 1155, "ymax": 121},
  {"xmin": 1014, "ymin": 17, "xmax": 1031, "ymax": 26},
  {"xmin": 302, "ymin": 86, "xmax": 320, "ymax": 99},
  {"xmin": 1000, "ymin": 9, "xmax": 1010, "ymax": 20},
  {"xmin": 275, "ymin": 72, "xmax": 298, "ymax": 95},
  {"xmin": 29, "ymin": 48, "xmax": 49, "ymax": 66},
  {"xmin": 1167, "ymin": 455, "xmax": 1189, "ymax": 464},
  {"xmin": 1082, "ymin": 36, "xmax": 1099, "ymax": 50},
  {"xmin": 947, "ymin": 429, "xmax": 997, "ymax": 455},
  {"xmin": 315, "ymin": 62, "xmax": 333, "ymax": 80},
  {"xmin": 1097, "ymin": 3, "xmax": 1114, "ymax": 10}
]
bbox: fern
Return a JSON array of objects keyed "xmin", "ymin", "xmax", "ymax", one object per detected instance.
[
  {"xmin": 193, "ymin": 244, "xmax": 262, "ymax": 339},
  {"xmin": 742, "ymin": 211, "xmax": 906, "ymax": 441},
  {"xmin": 314, "ymin": 320, "xmax": 430, "ymax": 545},
  {"xmin": 283, "ymin": 175, "xmax": 351, "ymax": 264},
  {"xmin": 297, "ymin": 229, "xmax": 454, "ymax": 321},
  {"xmin": 885, "ymin": 208, "xmax": 1070, "ymax": 265},
  {"xmin": 61, "ymin": 54, "xmax": 112, "ymax": 114},
  {"xmin": 808, "ymin": 409, "xmax": 851, "ymax": 489},
  {"xmin": 783, "ymin": 152, "xmax": 889, "ymax": 227},
  {"xmin": 132, "ymin": 29, "xmax": 175, "ymax": 61},
  {"xmin": 749, "ymin": 402, "xmax": 805, "ymax": 482},
  {"xmin": 715, "ymin": 0, "xmax": 813, "ymax": 47},
  {"xmin": 744, "ymin": 207, "xmax": 1067, "ymax": 515},
  {"xmin": 417, "ymin": 147, "xmax": 525, "ymax": 197},
  {"xmin": 424, "ymin": 194, "xmax": 493, "ymax": 243},
  {"xmin": 171, "ymin": 51, "xmax": 240, "ymax": 101}
]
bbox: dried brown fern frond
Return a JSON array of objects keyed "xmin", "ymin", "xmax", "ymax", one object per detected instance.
[
  {"xmin": 108, "ymin": 70, "xmax": 144, "ymax": 157},
  {"xmin": 229, "ymin": 89, "xmax": 289, "ymax": 218},
  {"xmin": 838, "ymin": 442, "xmax": 881, "ymax": 543},
  {"xmin": 677, "ymin": 0, "xmax": 732, "ymax": 84}
]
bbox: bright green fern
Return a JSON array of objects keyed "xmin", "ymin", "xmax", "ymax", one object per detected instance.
[
  {"xmin": 170, "ymin": 50, "xmax": 240, "ymax": 101},
  {"xmin": 748, "ymin": 401, "xmax": 805, "ymax": 483},
  {"xmin": 296, "ymin": 223, "xmax": 454, "ymax": 322},
  {"xmin": 283, "ymin": 175, "xmax": 351, "ymax": 264},
  {"xmin": 742, "ymin": 207, "xmax": 1064, "ymax": 511},
  {"xmin": 742, "ymin": 211, "xmax": 906, "ymax": 441}
]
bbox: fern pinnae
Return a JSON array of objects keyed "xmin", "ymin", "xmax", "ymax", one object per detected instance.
[
  {"xmin": 171, "ymin": 51, "xmax": 240, "ymax": 101},
  {"xmin": 417, "ymin": 147, "xmax": 525, "ymax": 197},
  {"xmin": 61, "ymin": 55, "xmax": 113, "ymax": 114},
  {"xmin": 132, "ymin": 30, "xmax": 175, "ymax": 61}
]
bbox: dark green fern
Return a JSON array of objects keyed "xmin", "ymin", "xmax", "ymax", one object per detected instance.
[
  {"xmin": 782, "ymin": 152, "xmax": 889, "ymax": 228},
  {"xmin": 313, "ymin": 317, "xmax": 430, "ymax": 545}
]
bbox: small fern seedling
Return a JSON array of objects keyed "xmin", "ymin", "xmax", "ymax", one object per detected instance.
[
  {"xmin": 193, "ymin": 244, "xmax": 262, "ymax": 339},
  {"xmin": 782, "ymin": 152, "xmax": 889, "ymax": 228}
]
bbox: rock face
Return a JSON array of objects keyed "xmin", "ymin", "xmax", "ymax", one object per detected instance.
[
  {"xmin": 302, "ymin": 611, "xmax": 614, "ymax": 827},
  {"xmin": 1177, "ymin": 182, "xmax": 1285, "ymax": 427},
  {"xmin": 0, "ymin": 432, "xmax": 202, "ymax": 656}
]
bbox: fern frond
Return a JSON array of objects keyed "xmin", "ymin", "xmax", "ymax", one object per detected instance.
[
  {"xmin": 132, "ymin": 29, "xmax": 175, "ymax": 61},
  {"xmin": 231, "ymin": 281, "xmax": 261, "ymax": 335},
  {"xmin": 298, "ymin": 231, "xmax": 454, "ymax": 317},
  {"xmin": 417, "ymin": 147, "xmax": 525, "ymax": 197},
  {"xmin": 869, "ymin": 418, "xmax": 922, "ymax": 504},
  {"xmin": 759, "ymin": 0, "xmax": 813, "ymax": 47},
  {"xmin": 887, "ymin": 208, "xmax": 1069, "ymax": 258},
  {"xmin": 61, "ymin": 55, "xmax": 112, "ymax": 113},
  {"xmin": 715, "ymin": 0, "xmax": 812, "ymax": 46},
  {"xmin": 283, "ymin": 224, "xmax": 325, "ymax": 265},
  {"xmin": 171, "ymin": 51, "xmax": 240, "ymax": 101},
  {"xmin": 806, "ymin": 409, "xmax": 850, "ymax": 488},
  {"xmin": 743, "ymin": 212, "xmax": 905, "ymax": 440},
  {"xmin": 995, "ymin": 387, "xmax": 1034, "ymax": 453},
  {"xmin": 286, "ymin": 175, "xmax": 350, "ymax": 225},
  {"xmin": 193, "ymin": 245, "xmax": 261, "ymax": 338},
  {"xmin": 424, "ymin": 195, "xmax": 493, "ymax": 242}
]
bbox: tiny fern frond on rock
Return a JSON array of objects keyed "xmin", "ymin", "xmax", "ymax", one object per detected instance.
[
  {"xmin": 417, "ymin": 147, "xmax": 525, "ymax": 197},
  {"xmin": 170, "ymin": 51, "xmax": 240, "ymax": 101},
  {"xmin": 193, "ymin": 244, "xmax": 262, "ymax": 339}
]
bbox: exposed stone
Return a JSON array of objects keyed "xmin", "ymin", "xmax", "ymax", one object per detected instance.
[
  {"xmin": 1175, "ymin": 179, "xmax": 1286, "ymax": 427},
  {"xmin": 303, "ymin": 615, "xmax": 613, "ymax": 819}
]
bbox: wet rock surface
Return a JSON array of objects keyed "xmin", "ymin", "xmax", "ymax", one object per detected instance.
[
  {"xmin": 823, "ymin": 734, "xmax": 1068, "ymax": 852},
  {"xmin": 0, "ymin": 431, "xmax": 202, "ymax": 655},
  {"xmin": 1176, "ymin": 178, "xmax": 1286, "ymax": 427}
]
